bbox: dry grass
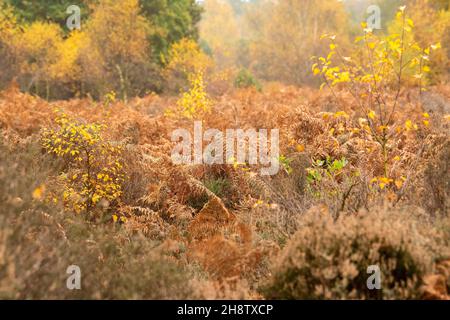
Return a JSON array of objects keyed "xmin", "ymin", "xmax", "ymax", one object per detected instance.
[{"xmin": 0, "ymin": 83, "xmax": 449, "ymax": 299}]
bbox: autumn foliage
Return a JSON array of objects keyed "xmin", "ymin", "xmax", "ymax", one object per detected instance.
[{"xmin": 0, "ymin": 0, "xmax": 449, "ymax": 300}]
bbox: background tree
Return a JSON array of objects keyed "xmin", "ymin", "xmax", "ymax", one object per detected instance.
[
  {"xmin": 0, "ymin": 1, "xmax": 19, "ymax": 88},
  {"xmin": 244, "ymin": 0, "xmax": 351, "ymax": 85},
  {"xmin": 2, "ymin": 0, "xmax": 203, "ymax": 97},
  {"xmin": 140, "ymin": 0, "xmax": 203, "ymax": 63},
  {"xmin": 344, "ymin": 0, "xmax": 403, "ymax": 32},
  {"xmin": 4, "ymin": 0, "xmax": 90, "ymax": 29},
  {"xmin": 1, "ymin": 0, "xmax": 448, "ymax": 97},
  {"xmin": 78, "ymin": 0, "xmax": 154, "ymax": 101},
  {"xmin": 13, "ymin": 21, "xmax": 63, "ymax": 98},
  {"xmin": 404, "ymin": 0, "xmax": 450, "ymax": 83},
  {"xmin": 199, "ymin": 0, "xmax": 240, "ymax": 70},
  {"xmin": 49, "ymin": 31, "xmax": 85, "ymax": 97}
]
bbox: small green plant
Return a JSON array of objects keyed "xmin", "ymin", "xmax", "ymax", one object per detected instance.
[
  {"xmin": 306, "ymin": 156, "xmax": 363, "ymax": 215},
  {"xmin": 41, "ymin": 112, "xmax": 125, "ymax": 215},
  {"xmin": 306, "ymin": 156, "xmax": 348, "ymax": 184},
  {"xmin": 279, "ymin": 155, "xmax": 293, "ymax": 175},
  {"xmin": 234, "ymin": 68, "xmax": 262, "ymax": 91},
  {"xmin": 203, "ymin": 176, "xmax": 230, "ymax": 199}
]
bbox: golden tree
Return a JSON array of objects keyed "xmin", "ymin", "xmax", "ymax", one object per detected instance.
[
  {"xmin": 13, "ymin": 21, "xmax": 62, "ymax": 98},
  {"xmin": 79, "ymin": 0, "xmax": 152, "ymax": 101},
  {"xmin": 50, "ymin": 31, "xmax": 85, "ymax": 90}
]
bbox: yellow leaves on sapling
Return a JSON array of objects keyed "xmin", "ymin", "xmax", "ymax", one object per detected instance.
[{"xmin": 41, "ymin": 112, "xmax": 125, "ymax": 215}]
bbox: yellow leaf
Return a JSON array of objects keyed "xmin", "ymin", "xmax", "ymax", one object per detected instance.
[
  {"xmin": 405, "ymin": 120, "xmax": 414, "ymax": 130},
  {"xmin": 368, "ymin": 110, "xmax": 376, "ymax": 120},
  {"xmin": 32, "ymin": 185, "xmax": 46, "ymax": 200},
  {"xmin": 379, "ymin": 177, "xmax": 391, "ymax": 184},
  {"xmin": 112, "ymin": 214, "xmax": 118, "ymax": 223},
  {"xmin": 296, "ymin": 144, "xmax": 305, "ymax": 152},
  {"xmin": 431, "ymin": 43, "xmax": 441, "ymax": 50},
  {"xmin": 92, "ymin": 194, "xmax": 100, "ymax": 203},
  {"xmin": 322, "ymin": 112, "xmax": 332, "ymax": 119},
  {"xmin": 334, "ymin": 111, "xmax": 349, "ymax": 118}
]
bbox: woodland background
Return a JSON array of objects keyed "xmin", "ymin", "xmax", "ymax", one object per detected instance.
[{"xmin": 1, "ymin": 0, "xmax": 448, "ymax": 99}]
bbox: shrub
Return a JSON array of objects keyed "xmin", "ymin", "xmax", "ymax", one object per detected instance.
[
  {"xmin": 169, "ymin": 72, "xmax": 212, "ymax": 119},
  {"xmin": 234, "ymin": 69, "xmax": 262, "ymax": 91},
  {"xmin": 41, "ymin": 112, "xmax": 125, "ymax": 216},
  {"xmin": 262, "ymin": 205, "xmax": 438, "ymax": 299}
]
